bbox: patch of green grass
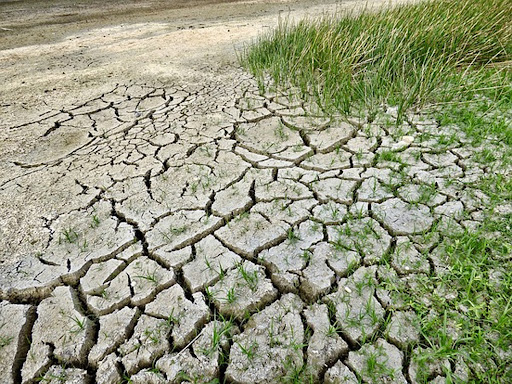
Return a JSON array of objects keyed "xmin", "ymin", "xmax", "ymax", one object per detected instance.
[
  {"xmin": 408, "ymin": 214, "xmax": 512, "ymax": 382},
  {"xmin": 0, "ymin": 335, "xmax": 13, "ymax": 349},
  {"xmin": 242, "ymin": 0, "xmax": 511, "ymax": 123}
]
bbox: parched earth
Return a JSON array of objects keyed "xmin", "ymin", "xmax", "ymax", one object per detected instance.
[{"xmin": 0, "ymin": 1, "xmax": 509, "ymax": 383}]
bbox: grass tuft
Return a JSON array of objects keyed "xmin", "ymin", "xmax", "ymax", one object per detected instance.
[{"xmin": 242, "ymin": 0, "xmax": 511, "ymax": 124}]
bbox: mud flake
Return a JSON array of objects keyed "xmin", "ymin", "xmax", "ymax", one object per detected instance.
[
  {"xmin": 22, "ymin": 287, "xmax": 93, "ymax": 382},
  {"xmin": 210, "ymin": 260, "xmax": 278, "ymax": 319},
  {"xmin": 145, "ymin": 284, "xmax": 210, "ymax": 348},
  {"xmin": 373, "ymin": 198, "xmax": 433, "ymax": 235},
  {"xmin": 182, "ymin": 235, "xmax": 241, "ymax": 292},
  {"xmin": 225, "ymin": 294, "xmax": 305, "ymax": 384},
  {"xmin": 119, "ymin": 315, "xmax": 171, "ymax": 375},
  {"xmin": 346, "ymin": 339, "xmax": 407, "ymax": 383},
  {"xmin": 324, "ymin": 266, "xmax": 384, "ymax": 344},
  {"xmin": 89, "ymin": 307, "xmax": 138, "ymax": 366}
]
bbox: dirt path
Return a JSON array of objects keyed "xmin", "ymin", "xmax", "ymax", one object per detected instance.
[{"xmin": 1, "ymin": 1, "xmax": 495, "ymax": 383}]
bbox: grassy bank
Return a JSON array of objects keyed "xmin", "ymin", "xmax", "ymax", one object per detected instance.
[
  {"xmin": 243, "ymin": 0, "xmax": 511, "ymax": 126},
  {"xmin": 243, "ymin": 0, "xmax": 511, "ymax": 382}
]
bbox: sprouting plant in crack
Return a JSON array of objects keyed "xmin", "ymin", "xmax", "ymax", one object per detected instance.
[
  {"xmin": 91, "ymin": 213, "xmax": 101, "ymax": 228},
  {"xmin": 325, "ymin": 322, "xmax": 341, "ymax": 338},
  {"xmin": 59, "ymin": 228, "xmax": 79, "ymax": 244},
  {"xmin": 148, "ymin": 362, "xmax": 164, "ymax": 378},
  {"xmin": 205, "ymin": 286, "xmax": 215, "ymax": 302},
  {"xmin": 135, "ymin": 267, "xmax": 160, "ymax": 285},
  {"xmin": 161, "ymin": 225, "xmax": 188, "ymax": 242},
  {"xmin": 379, "ymin": 149, "xmax": 402, "ymax": 164},
  {"xmin": 364, "ymin": 296, "xmax": 381, "ymax": 327},
  {"xmin": 121, "ymin": 372, "xmax": 133, "ymax": 384},
  {"xmin": 224, "ymin": 287, "xmax": 238, "ymax": 304},
  {"xmin": 268, "ymin": 318, "xmax": 280, "ymax": 347},
  {"xmin": 67, "ymin": 314, "xmax": 87, "ymax": 334},
  {"xmin": 286, "ymin": 227, "xmax": 301, "ymax": 245},
  {"xmin": 144, "ymin": 327, "xmax": 161, "ymax": 345},
  {"xmin": 79, "ymin": 238, "xmax": 88, "ymax": 252},
  {"xmin": 417, "ymin": 182, "xmax": 438, "ymax": 205},
  {"xmin": 355, "ymin": 148, "xmax": 365, "ymax": 161},
  {"xmin": 300, "ymin": 250, "xmax": 312, "ymax": 263},
  {"xmin": 281, "ymin": 356, "xmax": 312, "ymax": 384},
  {"xmin": 37, "ymin": 367, "xmax": 68, "ymax": 383},
  {"xmin": 364, "ymin": 348, "xmax": 395, "ymax": 381},
  {"xmin": 240, "ymin": 266, "xmax": 259, "ymax": 292},
  {"xmin": 292, "ymin": 144, "xmax": 304, "ymax": 153},
  {"xmin": 275, "ymin": 122, "xmax": 289, "ymax": 141},
  {"xmin": 217, "ymin": 263, "xmax": 226, "ymax": 281},
  {"xmin": 165, "ymin": 309, "xmax": 179, "ymax": 327},
  {"xmin": 235, "ymin": 211, "xmax": 250, "ymax": 222},
  {"xmin": 0, "ymin": 335, "xmax": 13, "ymax": 349},
  {"xmin": 310, "ymin": 220, "xmax": 321, "ymax": 233},
  {"xmin": 288, "ymin": 335, "xmax": 307, "ymax": 352},
  {"xmin": 203, "ymin": 318, "xmax": 234, "ymax": 358},
  {"xmin": 238, "ymin": 340, "xmax": 259, "ymax": 360}
]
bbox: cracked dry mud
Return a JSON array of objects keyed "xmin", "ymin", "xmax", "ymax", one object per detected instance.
[
  {"xmin": 0, "ymin": 2, "xmax": 510, "ymax": 383},
  {"xmin": 2, "ymin": 73, "xmax": 507, "ymax": 383}
]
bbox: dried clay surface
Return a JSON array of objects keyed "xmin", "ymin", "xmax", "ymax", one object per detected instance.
[{"xmin": 1, "ymin": 0, "xmax": 509, "ymax": 383}]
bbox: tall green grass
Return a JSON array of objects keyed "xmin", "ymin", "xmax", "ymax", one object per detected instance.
[{"xmin": 243, "ymin": 0, "xmax": 511, "ymax": 122}]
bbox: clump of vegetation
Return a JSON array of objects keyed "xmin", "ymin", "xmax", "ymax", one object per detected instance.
[
  {"xmin": 243, "ymin": 0, "xmax": 512, "ymax": 381},
  {"xmin": 243, "ymin": 0, "xmax": 511, "ymax": 125}
]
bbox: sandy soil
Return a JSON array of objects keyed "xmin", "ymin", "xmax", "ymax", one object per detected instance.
[
  {"xmin": 0, "ymin": 0, "xmax": 337, "ymax": 122},
  {"xmin": 0, "ymin": 0, "xmax": 409, "ymax": 126}
]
